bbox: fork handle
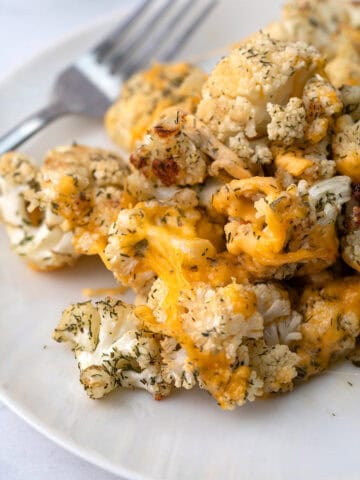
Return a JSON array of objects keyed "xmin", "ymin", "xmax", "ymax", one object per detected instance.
[{"xmin": 0, "ymin": 101, "xmax": 68, "ymax": 155}]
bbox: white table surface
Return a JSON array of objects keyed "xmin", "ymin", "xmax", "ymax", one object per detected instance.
[{"xmin": 0, "ymin": 1, "xmax": 127, "ymax": 478}]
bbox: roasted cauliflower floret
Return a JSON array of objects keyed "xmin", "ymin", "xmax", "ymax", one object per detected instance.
[
  {"xmin": 197, "ymin": 32, "xmax": 322, "ymax": 160},
  {"xmin": 332, "ymin": 115, "xmax": 360, "ymax": 182},
  {"xmin": 271, "ymin": 75, "xmax": 342, "ymax": 186},
  {"xmin": 147, "ymin": 278, "xmax": 300, "ymax": 408},
  {"xmin": 265, "ymin": 0, "xmax": 360, "ymax": 87},
  {"xmin": 254, "ymin": 283, "xmax": 302, "ymax": 346},
  {"xmin": 267, "ymin": 97, "xmax": 306, "ymax": 145},
  {"xmin": 53, "ymin": 298, "xmax": 170, "ymax": 399},
  {"xmin": 246, "ymin": 339, "xmax": 298, "ymax": 394},
  {"xmin": 160, "ymin": 336, "xmax": 197, "ymax": 389},
  {"xmin": 294, "ymin": 277, "xmax": 360, "ymax": 380},
  {"xmin": 104, "ymin": 206, "xmax": 157, "ymax": 294},
  {"xmin": 105, "ymin": 62, "xmax": 207, "ymax": 151},
  {"xmin": 146, "ymin": 278, "xmax": 199, "ymax": 390},
  {"xmin": 34, "ymin": 145, "xmax": 130, "ymax": 255},
  {"xmin": 265, "ymin": 0, "xmax": 350, "ymax": 59},
  {"xmin": 212, "ymin": 177, "xmax": 340, "ymax": 279},
  {"xmin": 227, "ymin": 134, "xmax": 273, "ymax": 170},
  {"xmin": 130, "ymin": 109, "xmax": 252, "ymax": 185},
  {"xmin": 0, "ymin": 152, "xmax": 79, "ymax": 270},
  {"xmin": 178, "ymin": 282, "xmax": 263, "ymax": 359},
  {"xmin": 302, "ymin": 75, "xmax": 343, "ymax": 143},
  {"xmin": 0, "ymin": 145, "xmax": 133, "ymax": 268},
  {"xmin": 121, "ymin": 170, "xmax": 157, "ymax": 207},
  {"xmin": 300, "ymin": 175, "xmax": 351, "ymax": 225},
  {"xmin": 120, "ymin": 170, "xmax": 201, "ymax": 208},
  {"xmin": 178, "ymin": 281, "xmax": 303, "ymax": 353},
  {"xmin": 129, "ymin": 109, "xmax": 208, "ymax": 186},
  {"xmin": 273, "ymin": 138, "xmax": 336, "ymax": 186}
]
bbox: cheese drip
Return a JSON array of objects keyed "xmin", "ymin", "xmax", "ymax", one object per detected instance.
[{"xmin": 125, "ymin": 203, "xmax": 253, "ymax": 409}]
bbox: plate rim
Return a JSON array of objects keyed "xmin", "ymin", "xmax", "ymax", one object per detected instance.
[{"xmin": 0, "ymin": 390, "xmax": 145, "ymax": 479}]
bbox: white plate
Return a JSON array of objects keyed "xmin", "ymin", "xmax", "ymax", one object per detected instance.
[{"xmin": 1, "ymin": 2, "xmax": 359, "ymax": 479}]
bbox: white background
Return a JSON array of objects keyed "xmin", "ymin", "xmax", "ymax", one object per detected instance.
[{"xmin": 0, "ymin": 3, "xmax": 126, "ymax": 478}]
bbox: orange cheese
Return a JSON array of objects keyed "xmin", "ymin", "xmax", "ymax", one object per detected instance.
[
  {"xmin": 57, "ymin": 175, "xmax": 77, "ymax": 196},
  {"xmin": 275, "ymin": 152, "xmax": 313, "ymax": 176},
  {"xmin": 213, "ymin": 177, "xmax": 338, "ymax": 272}
]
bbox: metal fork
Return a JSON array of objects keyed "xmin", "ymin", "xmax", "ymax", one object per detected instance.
[{"xmin": 0, "ymin": 0, "xmax": 217, "ymax": 155}]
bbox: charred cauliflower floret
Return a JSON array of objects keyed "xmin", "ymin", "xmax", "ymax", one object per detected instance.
[
  {"xmin": 130, "ymin": 109, "xmax": 251, "ymax": 185},
  {"xmin": 129, "ymin": 109, "xmax": 209, "ymax": 186},
  {"xmin": 212, "ymin": 176, "xmax": 341, "ymax": 279},
  {"xmin": 332, "ymin": 115, "xmax": 360, "ymax": 182},
  {"xmin": 105, "ymin": 62, "xmax": 207, "ymax": 151},
  {"xmin": 197, "ymin": 32, "xmax": 322, "ymax": 171},
  {"xmin": 0, "ymin": 152, "xmax": 79, "ymax": 270},
  {"xmin": 294, "ymin": 277, "xmax": 360, "ymax": 380},
  {"xmin": 53, "ymin": 298, "xmax": 170, "ymax": 399}
]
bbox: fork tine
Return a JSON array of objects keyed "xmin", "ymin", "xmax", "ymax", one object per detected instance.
[
  {"xmin": 122, "ymin": 0, "xmax": 217, "ymax": 79},
  {"xmin": 120, "ymin": 0, "xmax": 193, "ymax": 69},
  {"xmin": 91, "ymin": 0, "xmax": 154, "ymax": 62},
  {"xmin": 108, "ymin": 0, "xmax": 175, "ymax": 73},
  {"xmin": 160, "ymin": 0, "xmax": 218, "ymax": 62}
]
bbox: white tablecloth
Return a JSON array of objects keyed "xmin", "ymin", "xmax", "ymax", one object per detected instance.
[{"xmin": 0, "ymin": 1, "xmax": 127, "ymax": 478}]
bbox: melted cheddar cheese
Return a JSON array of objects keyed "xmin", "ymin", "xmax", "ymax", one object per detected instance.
[
  {"xmin": 274, "ymin": 150, "xmax": 314, "ymax": 177},
  {"xmin": 212, "ymin": 177, "xmax": 338, "ymax": 275},
  {"xmin": 104, "ymin": 201, "xmax": 255, "ymax": 408}
]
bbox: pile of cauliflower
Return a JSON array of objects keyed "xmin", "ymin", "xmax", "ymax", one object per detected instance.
[{"xmin": 2, "ymin": 0, "xmax": 360, "ymax": 410}]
